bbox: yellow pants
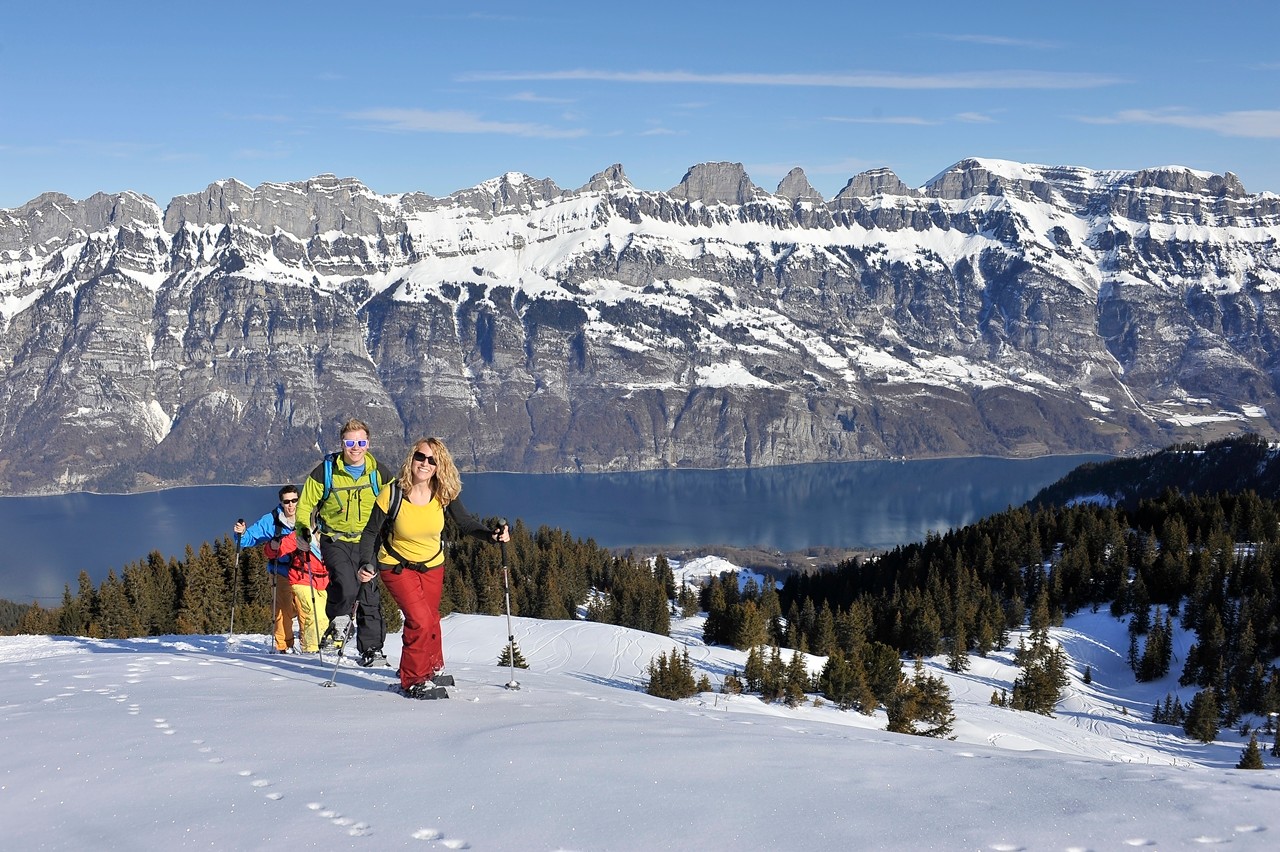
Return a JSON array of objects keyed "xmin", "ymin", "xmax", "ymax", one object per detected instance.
[
  {"xmin": 292, "ymin": 583, "xmax": 330, "ymax": 653},
  {"xmin": 271, "ymin": 573, "xmax": 296, "ymax": 651}
]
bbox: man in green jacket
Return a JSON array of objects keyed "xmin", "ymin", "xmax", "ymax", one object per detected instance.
[{"xmin": 295, "ymin": 417, "xmax": 388, "ymax": 667}]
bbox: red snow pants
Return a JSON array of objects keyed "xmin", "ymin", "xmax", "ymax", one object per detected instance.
[{"xmin": 379, "ymin": 565, "xmax": 445, "ymax": 690}]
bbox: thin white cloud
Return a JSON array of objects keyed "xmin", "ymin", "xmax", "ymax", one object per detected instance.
[
  {"xmin": 347, "ymin": 108, "xmax": 587, "ymax": 139},
  {"xmin": 824, "ymin": 115, "xmax": 940, "ymax": 126},
  {"xmin": 930, "ymin": 33, "xmax": 1060, "ymax": 50},
  {"xmin": 1080, "ymin": 108, "xmax": 1280, "ymax": 138},
  {"xmin": 505, "ymin": 91, "xmax": 575, "ymax": 104},
  {"xmin": 640, "ymin": 127, "xmax": 680, "ymax": 136},
  {"xmin": 459, "ymin": 69, "xmax": 1122, "ymax": 90},
  {"xmin": 225, "ymin": 113, "xmax": 293, "ymax": 124},
  {"xmin": 954, "ymin": 111, "xmax": 998, "ymax": 123}
]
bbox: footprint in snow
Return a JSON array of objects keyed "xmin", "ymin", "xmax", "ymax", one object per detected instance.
[{"xmin": 306, "ymin": 802, "xmax": 371, "ymax": 836}]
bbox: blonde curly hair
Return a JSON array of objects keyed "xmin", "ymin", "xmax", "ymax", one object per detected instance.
[{"xmin": 397, "ymin": 437, "xmax": 462, "ymax": 505}]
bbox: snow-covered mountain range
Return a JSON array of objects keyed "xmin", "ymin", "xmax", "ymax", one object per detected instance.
[{"xmin": 2, "ymin": 158, "xmax": 1279, "ymax": 494}]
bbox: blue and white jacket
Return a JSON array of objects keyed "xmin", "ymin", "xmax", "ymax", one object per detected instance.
[{"xmin": 238, "ymin": 506, "xmax": 295, "ymax": 577}]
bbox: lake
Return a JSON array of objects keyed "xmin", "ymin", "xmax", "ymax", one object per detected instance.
[{"xmin": 0, "ymin": 454, "xmax": 1107, "ymax": 604}]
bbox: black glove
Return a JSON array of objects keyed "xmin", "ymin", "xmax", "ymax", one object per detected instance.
[{"xmin": 296, "ymin": 526, "xmax": 311, "ymax": 545}]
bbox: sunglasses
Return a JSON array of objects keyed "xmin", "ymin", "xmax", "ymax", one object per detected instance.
[
  {"xmin": 343, "ymin": 439, "xmax": 369, "ymax": 448},
  {"xmin": 412, "ymin": 451, "xmax": 437, "ymax": 465},
  {"xmin": 281, "ymin": 498, "xmax": 299, "ymax": 505}
]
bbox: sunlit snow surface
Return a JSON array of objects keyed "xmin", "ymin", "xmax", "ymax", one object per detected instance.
[{"xmin": 2, "ymin": 557, "xmax": 1276, "ymax": 849}]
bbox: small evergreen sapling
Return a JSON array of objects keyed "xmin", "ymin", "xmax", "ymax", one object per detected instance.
[
  {"xmin": 1183, "ymin": 689, "xmax": 1219, "ymax": 743},
  {"xmin": 498, "ymin": 641, "xmax": 529, "ymax": 670},
  {"xmin": 1237, "ymin": 733, "xmax": 1265, "ymax": 769},
  {"xmin": 644, "ymin": 648, "xmax": 699, "ymax": 700}
]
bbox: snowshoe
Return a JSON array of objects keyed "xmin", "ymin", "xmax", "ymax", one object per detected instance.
[{"xmin": 402, "ymin": 681, "xmax": 449, "ymax": 700}]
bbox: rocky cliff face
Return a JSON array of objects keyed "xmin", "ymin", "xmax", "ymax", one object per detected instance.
[{"xmin": 2, "ymin": 158, "xmax": 1279, "ymax": 494}]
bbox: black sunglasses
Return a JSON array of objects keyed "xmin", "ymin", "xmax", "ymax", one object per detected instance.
[
  {"xmin": 412, "ymin": 451, "xmax": 436, "ymax": 464},
  {"xmin": 281, "ymin": 498, "xmax": 299, "ymax": 504}
]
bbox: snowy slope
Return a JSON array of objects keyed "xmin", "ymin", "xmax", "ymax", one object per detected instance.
[{"xmin": 3, "ymin": 560, "xmax": 1277, "ymax": 851}]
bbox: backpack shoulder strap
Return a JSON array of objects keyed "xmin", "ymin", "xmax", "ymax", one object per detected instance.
[
  {"xmin": 380, "ymin": 481, "xmax": 403, "ymax": 540},
  {"xmin": 381, "ymin": 482, "xmax": 431, "ymax": 569},
  {"xmin": 321, "ymin": 453, "xmax": 339, "ymax": 504},
  {"xmin": 370, "ymin": 467, "xmax": 382, "ymax": 497}
]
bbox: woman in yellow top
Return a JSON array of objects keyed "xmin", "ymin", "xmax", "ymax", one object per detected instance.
[{"xmin": 357, "ymin": 437, "xmax": 510, "ymax": 699}]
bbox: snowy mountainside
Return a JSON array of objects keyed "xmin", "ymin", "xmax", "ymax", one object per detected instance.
[{"xmin": 2, "ymin": 159, "xmax": 1280, "ymax": 493}]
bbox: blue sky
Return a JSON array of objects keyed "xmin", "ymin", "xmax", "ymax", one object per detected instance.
[{"xmin": 2, "ymin": 1, "xmax": 1278, "ymax": 209}]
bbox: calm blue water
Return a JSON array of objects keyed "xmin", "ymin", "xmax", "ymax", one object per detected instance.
[{"xmin": 0, "ymin": 455, "xmax": 1106, "ymax": 604}]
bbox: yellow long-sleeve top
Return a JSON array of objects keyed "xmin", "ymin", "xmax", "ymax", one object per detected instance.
[
  {"xmin": 358, "ymin": 484, "xmax": 494, "ymax": 570},
  {"xmin": 377, "ymin": 493, "xmax": 447, "ymax": 569}
]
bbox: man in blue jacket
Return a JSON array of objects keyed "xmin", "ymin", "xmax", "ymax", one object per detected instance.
[{"xmin": 233, "ymin": 485, "xmax": 302, "ymax": 653}]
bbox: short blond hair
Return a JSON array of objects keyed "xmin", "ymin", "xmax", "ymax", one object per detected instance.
[{"xmin": 339, "ymin": 418, "xmax": 370, "ymax": 439}]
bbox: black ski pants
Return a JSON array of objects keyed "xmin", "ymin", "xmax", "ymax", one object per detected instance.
[{"xmin": 321, "ymin": 536, "xmax": 386, "ymax": 654}]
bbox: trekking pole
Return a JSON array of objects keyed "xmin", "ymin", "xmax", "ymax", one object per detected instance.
[
  {"xmin": 267, "ymin": 566, "xmax": 278, "ymax": 653},
  {"xmin": 321, "ymin": 594, "xmax": 360, "ymax": 687},
  {"xmin": 229, "ymin": 519, "xmax": 244, "ymax": 643},
  {"xmin": 498, "ymin": 519, "xmax": 520, "ymax": 690}
]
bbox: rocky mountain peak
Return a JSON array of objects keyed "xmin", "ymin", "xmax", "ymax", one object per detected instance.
[
  {"xmin": 1119, "ymin": 166, "xmax": 1248, "ymax": 199},
  {"xmin": 579, "ymin": 163, "xmax": 634, "ymax": 193},
  {"xmin": 448, "ymin": 172, "xmax": 564, "ymax": 217},
  {"xmin": 924, "ymin": 158, "xmax": 1018, "ymax": 200},
  {"xmin": 832, "ymin": 168, "xmax": 919, "ymax": 202},
  {"xmin": 164, "ymin": 175, "xmax": 399, "ymax": 239},
  {"xmin": 668, "ymin": 161, "xmax": 766, "ymax": 205},
  {"xmin": 775, "ymin": 167, "xmax": 826, "ymax": 204},
  {"xmin": 1, "ymin": 190, "xmax": 162, "ymax": 254}
]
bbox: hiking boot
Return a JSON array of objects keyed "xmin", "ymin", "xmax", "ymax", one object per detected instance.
[
  {"xmin": 357, "ymin": 648, "xmax": 389, "ymax": 668},
  {"xmin": 330, "ymin": 614, "xmax": 352, "ymax": 641}
]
